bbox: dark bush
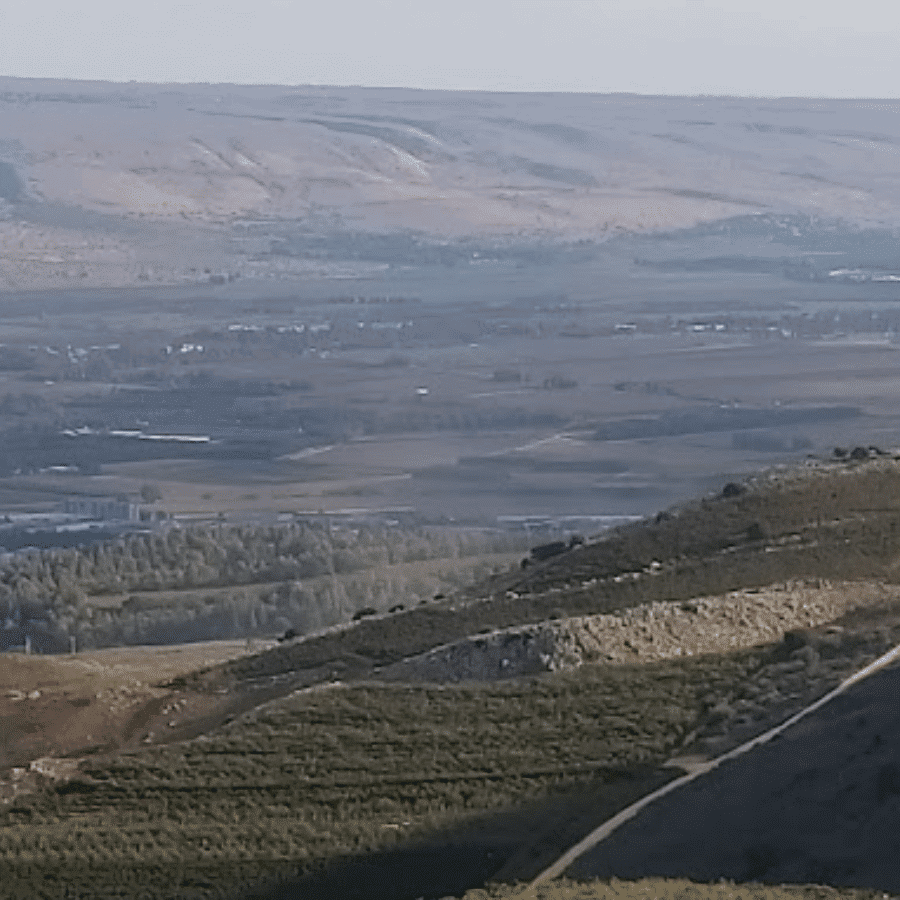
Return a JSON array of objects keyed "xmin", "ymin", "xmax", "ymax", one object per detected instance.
[
  {"xmin": 745, "ymin": 522, "xmax": 769, "ymax": 542},
  {"xmin": 530, "ymin": 541, "xmax": 568, "ymax": 562}
]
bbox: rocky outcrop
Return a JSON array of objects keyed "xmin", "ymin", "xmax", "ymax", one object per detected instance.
[{"xmin": 376, "ymin": 581, "xmax": 896, "ymax": 683}]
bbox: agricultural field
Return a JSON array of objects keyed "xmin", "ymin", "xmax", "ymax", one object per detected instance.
[
  {"xmin": 0, "ymin": 645, "xmax": 824, "ymax": 898},
  {"xmin": 2, "ymin": 591, "xmax": 899, "ymax": 899}
]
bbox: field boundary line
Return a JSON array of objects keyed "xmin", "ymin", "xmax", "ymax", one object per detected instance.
[{"xmin": 515, "ymin": 640, "xmax": 900, "ymax": 894}]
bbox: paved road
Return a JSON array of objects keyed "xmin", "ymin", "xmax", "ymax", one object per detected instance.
[{"xmin": 564, "ymin": 662, "xmax": 900, "ymax": 892}]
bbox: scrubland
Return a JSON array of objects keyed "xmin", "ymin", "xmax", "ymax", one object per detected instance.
[
  {"xmin": 1, "ymin": 601, "xmax": 897, "ymax": 898},
  {"xmin": 3, "ymin": 460, "xmax": 900, "ymax": 897}
]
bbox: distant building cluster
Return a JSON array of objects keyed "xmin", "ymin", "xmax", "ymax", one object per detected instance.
[{"xmin": 63, "ymin": 497, "xmax": 141, "ymax": 522}]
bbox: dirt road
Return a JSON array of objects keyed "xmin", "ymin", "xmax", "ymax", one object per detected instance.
[{"xmin": 564, "ymin": 661, "xmax": 900, "ymax": 891}]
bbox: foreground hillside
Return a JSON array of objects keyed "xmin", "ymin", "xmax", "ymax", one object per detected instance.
[
  {"xmin": 4, "ymin": 456, "xmax": 900, "ymax": 898},
  {"xmin": 560, "ymin": 660, "xmax": 900, "ymax": 891},
  {"xmin": 5, "ymin": 603, "xmax": 899, "ymax": 900}
]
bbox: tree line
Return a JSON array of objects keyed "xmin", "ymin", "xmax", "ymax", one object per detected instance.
[{"xmin": 0, "ymin": 522, "xmax": 527, "ymax": 651}]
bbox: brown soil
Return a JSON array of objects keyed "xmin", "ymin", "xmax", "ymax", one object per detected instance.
[
  {"xmin": 464, "ymin": 877, "xmax": 889, "ymax": 899},
  {"xmin": 0, "ymin": 639, "xmax": 276, "ymax": 797}
]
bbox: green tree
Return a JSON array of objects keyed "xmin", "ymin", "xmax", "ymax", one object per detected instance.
[{"xmin": 140, "ymin": 484, "xmax": 163, "ymax": 504}]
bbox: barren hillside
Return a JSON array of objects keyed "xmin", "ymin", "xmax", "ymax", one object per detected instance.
[{"xmin": 2, "ymin": 80, "xmax": 900, "ymax": 289}]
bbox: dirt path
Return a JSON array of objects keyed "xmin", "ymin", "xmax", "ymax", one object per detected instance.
[
  {"xmin": 527, "ymin": 642, "xmax": 900, "ymax": 888},
  {"xmin": 560, "ymin": 659, "xmax": 900, "ymax": 892}
]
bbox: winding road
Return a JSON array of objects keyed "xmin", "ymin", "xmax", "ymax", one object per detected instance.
[{"xmin": 522, "ymin": 644, "xmax": 900, "ymax": 894}]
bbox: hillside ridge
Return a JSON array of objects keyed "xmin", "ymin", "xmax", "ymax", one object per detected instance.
[
  {"xmin": 183, "ymin": 454, "xmax": 900, "ymax": 698},
  {"xmin": 6, "ymin": 455, "xmax": 900, "ymax": 898}
]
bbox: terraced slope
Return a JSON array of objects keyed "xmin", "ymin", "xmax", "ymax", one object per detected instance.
[
  {"xmin": 184, "ymin": 456, "xmax": 900, "ymax": 699},
  {"xmin": 4, "ymin": 457, "xmax": 900, "ymax": 898},
  {"xmin": 3, "ymin": 590, "xmax": 900, "ymax": 899}
]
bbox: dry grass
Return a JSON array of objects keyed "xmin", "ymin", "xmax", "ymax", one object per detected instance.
[
  {"xmin": 0, "ymin": 639, "xmax": 278, "ymax": 767},
  {"xmin": 466, "ymin": 877, "xmax": 893, "ymax": 900}
]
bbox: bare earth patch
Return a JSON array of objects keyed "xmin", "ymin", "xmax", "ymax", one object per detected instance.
[
  {"xmin": 0, "ymin": 638, "xmax": 277, "ymax": 777},
  {"xmin": 463, "ymin": 877, "xmax": 890, "ymax": 900}
]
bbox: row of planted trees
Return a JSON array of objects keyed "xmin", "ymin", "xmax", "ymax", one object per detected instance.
[{"xmin": 0, "ymin": 522, "xmax": 527, "ymax": 650}]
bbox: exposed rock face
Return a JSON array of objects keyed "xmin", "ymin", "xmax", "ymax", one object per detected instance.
[{"xmin": 376, "ymin": 581, "xmax": 896, "ymax": 683}]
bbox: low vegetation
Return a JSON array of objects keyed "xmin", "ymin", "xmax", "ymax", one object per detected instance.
[
  {"xmin": 0, "ymin": 649, "xmax": 766, "ymax": 898},
  {"xmin": 3, "ymin": 611, "xmax": 897, "ymax": 899},
  {"xmin": 4, "ymin": 458, "xmax": 900, "ymax": 898}
]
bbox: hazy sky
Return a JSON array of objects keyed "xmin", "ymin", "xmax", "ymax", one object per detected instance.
[{"xmin": 1, "ymin": 0, "xmax": 897, "ymax": 97}]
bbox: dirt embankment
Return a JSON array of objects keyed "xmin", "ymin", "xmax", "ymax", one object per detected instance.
[
  {"xmin": 465, "ymin": 877, "xmax": 888, "ymax": 900},
  {"xmin": 376, "ymin": 580, "xmax": 894, "ymax": 683},
  {"xmin": 0, "ymin": 639, "xmax": 277, "ymax": 793}
]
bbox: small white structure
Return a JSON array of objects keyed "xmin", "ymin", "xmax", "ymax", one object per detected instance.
[{"xmin": 63, "ymin": 497, "xmax": 140, "ymax": 521}]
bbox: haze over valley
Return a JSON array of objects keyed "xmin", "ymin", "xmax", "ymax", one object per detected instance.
[
  {"xmin": 2, "ymin": 81, "xmax": 900, "ymax": 536},
  {"xmin": 4, "ymin": 74, "xmax": 900, "ymax": 900}
]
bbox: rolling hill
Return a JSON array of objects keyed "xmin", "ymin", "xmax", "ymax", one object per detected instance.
[
  {"xmin": 2, "ymin": 80, "xmax": 900, "ymax": 290},
  {"xmin": 4, "ymin": 453, "xmax": 900, "ymax": 898}
]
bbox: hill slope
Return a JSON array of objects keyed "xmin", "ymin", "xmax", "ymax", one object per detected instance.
[
  {"xmin": 179, "ymin": 455, "xmax": 900, "ymax": 697},
  {"xmin": 4, "ymin": 456, "xmax": 900, "ymax": 898},
  {"xmin": 3, "ymin": 80, "xmax": 900, "ymax": 289}
]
